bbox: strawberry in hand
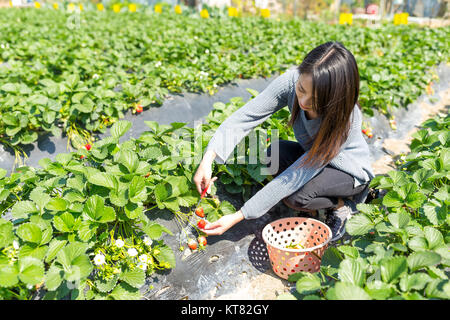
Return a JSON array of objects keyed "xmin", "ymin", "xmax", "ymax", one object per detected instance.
[{"xmin": 197, "ymin": 219, "xmax": 206, "ymax": 229}]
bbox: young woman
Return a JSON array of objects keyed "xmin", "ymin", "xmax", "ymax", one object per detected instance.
[{"xmin": 193, "ymin": 41, "xmax": 375, "ymax": 242}]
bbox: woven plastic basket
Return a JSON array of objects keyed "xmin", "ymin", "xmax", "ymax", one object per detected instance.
[{"xmin": 262, "ymin": 217, "xmax": 332, "ymax": 280}]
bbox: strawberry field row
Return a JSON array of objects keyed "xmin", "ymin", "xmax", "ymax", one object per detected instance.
[{"xmin": 0, "ymin": 8, "xmax": 449, "ymax": 156}]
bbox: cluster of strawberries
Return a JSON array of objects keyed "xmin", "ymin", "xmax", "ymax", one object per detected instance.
[
  {"xmin": 186, "ymin": 207, "xmax": 207, "ymax": 251},
  {"xmin": 80, "ymin": 143, "xmax": 92, "ymax": 159}
]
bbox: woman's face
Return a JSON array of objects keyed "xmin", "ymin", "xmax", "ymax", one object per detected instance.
[{"xmin": 296, "ymin": 73, "xmax": 318, "ymax": 118}]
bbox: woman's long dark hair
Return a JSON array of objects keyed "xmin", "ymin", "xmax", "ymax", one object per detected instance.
[{"xmin": 288, "ymin": 41, "xmax": 361, "ymax": 169}]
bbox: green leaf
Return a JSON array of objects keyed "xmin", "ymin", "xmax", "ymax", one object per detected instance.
[
  {"xmin": 56, "ymin": 242, "xmax": 88, "ymax": 271},
  {"xmin": 276, "ymin": 292, "xmax": 298, "ymax": 300},
  {"xmin": 0, "ymin": 264, "xmax": 19, "ymax": 288},
  {"xmin": 338, "ymin": 259, "xmax": 365, "ymax": 287},
  {"xmin": 109, "ymin": 282, "xmax": 142, "ymax": 300},
  {"xmin": 423, "ymin": 226, "xmax": 444, "ymax": 250},
  {"xmin": 88, "ymin": 172, "xmax": 118, "ymax": 190},
  {"xmin": 18, "ymin": 244, "xmax": 48, "ymax": 260},
  {"xmin": 18, "ymin": 257, "xmax": 45, "ymax": 285},
  {"xmin": 111, "ymin": 120, "xmax": 132, "ymax": 139},
  {"xmin": 0, "ymin": 220, "xmax": 14, "ymax": 249},
  {"xmin": 129, "ymin": 176, "xmax": 148, "ymax": 203},
  {"xmin": 119, "ymin": 268, "xmax": 145, "ymax": 289},
  {"xmin": 83, "ymin": 195, "xmax": 116, "ymax": 223},
  {"xmin": 346, "ymin": 214, "xmax": 373, "ymax": 236},
  {"xmin": 365, "ymin": 280, "xmax": 394, "ymax": 300},
  {"xmin": 337, "ymin": 246, "xmax": 360, "ymax": 259},
  {"xmin": 388, "ymin": 211, "xmax": 410, "ymax": 229},
  {"xmin": 16, "ymin": 223, "xmax": 42, "ymax": 244},
  {"xmin": 423, "ymin": 203, "xmax": 447, "ymax": 225},
  {"xmin": 321, "ymin": 247, "xmax": 343, "ymax": 269},
  {"xmin": 77, "ymin": 221, "xmax": 98, "ymax": 242},
  {"xmin": 399, "ymin": 273, "xmax": 431, "ymax": 292},
  {"xmin": 124, "ymin": 202, "xmax": 143, "ymax": 220},
  {"xmin": 380, "ymin": 256, "xmax": 407, "ymax": 283},
  {"xmin": 143, "ymin": 222, "xmax": 173, "ymax": 241},
  {"xmin": 45, "ymin": 264, "xmax": 64, "ymax": 291},
  {"xmin": 11, "ymin": 200, "xmax": 38, "ymax": 219},
  {"xmin": 95, "ymin": 274, "xmax": 119, "ymax": 293},
  {"xmin": 382, "ymin": 191, "xmax": 403, "ymax": 207},
  {"xmin": 45, "ymin": 239, "xmax": 67, "ymax": 263},
  {"xmin": 155, "ymin": 244, "xmax": 176, "ymax": 268},
  {"xmin": 326, "ymin": 282, "xmax": 371, "ymax": 300},
  {"xmin": 66, "ymin": 254, "xmax": 93, "ymax": 282},
  {"xmin": 407, "ymin": 251, "xmax": 441, "ymax": 272},
  {"xmin": 408, "ymin": 236, "xmax": 429, "ymax": 251},
  {"xmin": 45, "ymin": 198, "xmax": 69, "ymax": 212},
  {"xmin": 1, "ymin": 83, "xmax": 17, "ymax": 93},
  {"xmin": 295, "ymin": 272, "xmax": 322, "ymax": 294},
  {"xmin": 53, "ymin": 212, "xmax": 76, "ymax": 232},
  {"xmin": 118, "ymin": 150, "xmax": 139, "ymax": 173}
]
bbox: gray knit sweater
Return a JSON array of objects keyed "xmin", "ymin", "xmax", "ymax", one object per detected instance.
[{"xmin": 205, "ymin": 67, "xmax": 375, "ymax": 219}]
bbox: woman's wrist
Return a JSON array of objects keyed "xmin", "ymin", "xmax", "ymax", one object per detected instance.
[
  {"xmin": 202, "ymin": 149, "xmax": 217, "ymax": 165},
  {"xmin": 234, "ymin": 210, "xmax": 245, "ymax": 223}
]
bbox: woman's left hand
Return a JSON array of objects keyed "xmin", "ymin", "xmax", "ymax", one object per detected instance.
[{"xmin": 201, "ymin": 210, "xmax": 245, "ymax": 236}]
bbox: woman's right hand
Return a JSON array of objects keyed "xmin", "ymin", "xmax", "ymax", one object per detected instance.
[{"xmin": 193, "ymin": 150, "xmax": 218, "ymax": 195}]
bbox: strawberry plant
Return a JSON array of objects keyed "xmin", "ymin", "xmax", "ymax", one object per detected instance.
[{"xmin": 0, "ymin": 8, "xmax": 448, "ymax": 164}]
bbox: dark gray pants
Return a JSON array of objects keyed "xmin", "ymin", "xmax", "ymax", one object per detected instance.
[{"xmin": 267, "ymin": 140, "xmax": 369, "ymax": 210}]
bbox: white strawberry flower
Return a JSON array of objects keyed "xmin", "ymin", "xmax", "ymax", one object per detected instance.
[
  {"xmin": 127, "ymin": 248, "xmax": 138, "ymax": 257},
  {"xmin": 94, "ymin": 253, "xmax": 106, "ymax": 266},
  {"xmin": 205, "ymin": 49, "xmax": 210, "ymax": 54},
  {"xmin": 199, "ymin": 71, "xmax": 209, "ymax": 79},
  {"xmin": 92, "ymin": 73, "xmax": 100, "ymax": 80},
  {"xmin": 155, "ymin": 61, "xmax": 162, "ymax": 67},
  {"xmin": 13, "ymin": 240, "xmax": 19, "ymax": 250},
  {"xmin": 113, "ymin": 267, "xmax": 121, "ymax": 274},
  {"xmin": 138, "ymin": 254, "xmax": 148, "ymax": 263},
  {"xmin": 115, "ymin": 239, "xmax": 124, "ymax": 248},
  {"xmin": 143, "ymin": 236, "xmax": 152, "ymax": 246},
  {"xmin": 137, "ymin": 263, "xmax": 147, "ymax": 271}
]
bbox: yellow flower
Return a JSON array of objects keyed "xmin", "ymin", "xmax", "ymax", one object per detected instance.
[
  {"xmin": 200, "ymin": 8, "xmax": 209, "ymax": 18},
  {"xmin": 113, "ymin": 4, "xmax": 121, "ymax": 13},
  {"xmin": 129, "ymin": 4, "xmax": 137, "ymax": 12},
  {"xmin": 154, "ymin": 4, "xmax": 162, "ymax": 13},
  {"xmin": 174, "ymin": 4, "xmax": 182, "ymax": 14},
  {"xmin": 79, "ymin": 4, "xmax": 83, "ymax": 11},
  {"xmin": 97, "ymin": 3, "xmax": 104, "ymax": 11},
  {"xmin": 228, "ymin": 7, "xmax": 238, "ymax": 17},
  {"xmin": 261, "ymin": 8, "xmax": 270, "ymax": 18},
  {"xmin": 9, "ymin": 1, "xmax": 13, "ymax": 7},
  {"xmin": 34, "ymin": 2, "xmax": 41, "ymax": 9},
  {"xmin": 68, "ymin": 3, "xmax": 75, "ymax": 12},
  {"xmin": 339, "ymin": 13, "xmax": 352, "ymax": 25},
  {"xmin": 53, "ymin": 3, "xmax": 58, "ymax": 10}
]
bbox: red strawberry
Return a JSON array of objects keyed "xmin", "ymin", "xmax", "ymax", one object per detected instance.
[
  {"xmin": 136, "ymin": 105, "xmax": 143, "ymax": 113},
  {"xmin": 198, "ymin": 236, "xmax": 207, "ymax": 247},
  {"xmin": 187, "ymin": 239, "xmax": 197, "ymax": 250},
  {"xmin": 145, "ymin": 172, "xmax": 150, "ymax": 178},
  {"xmin": 362, "ymin": 129, "xmax": 368, "ymax": 134},
  {"xmin": 197, "ymin": 219, "xmax": 206, "ymax": 229},
  {"xmin": 80, "ymin": 155, "xmax": 85, "ymax": 159},
  {"xmin": 195, "ymin": 207, "xmax": 205, "ymax": 218},
  {"xmin": 85, "ymin": 144, "xmax": 91, "ymax": 151}
]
